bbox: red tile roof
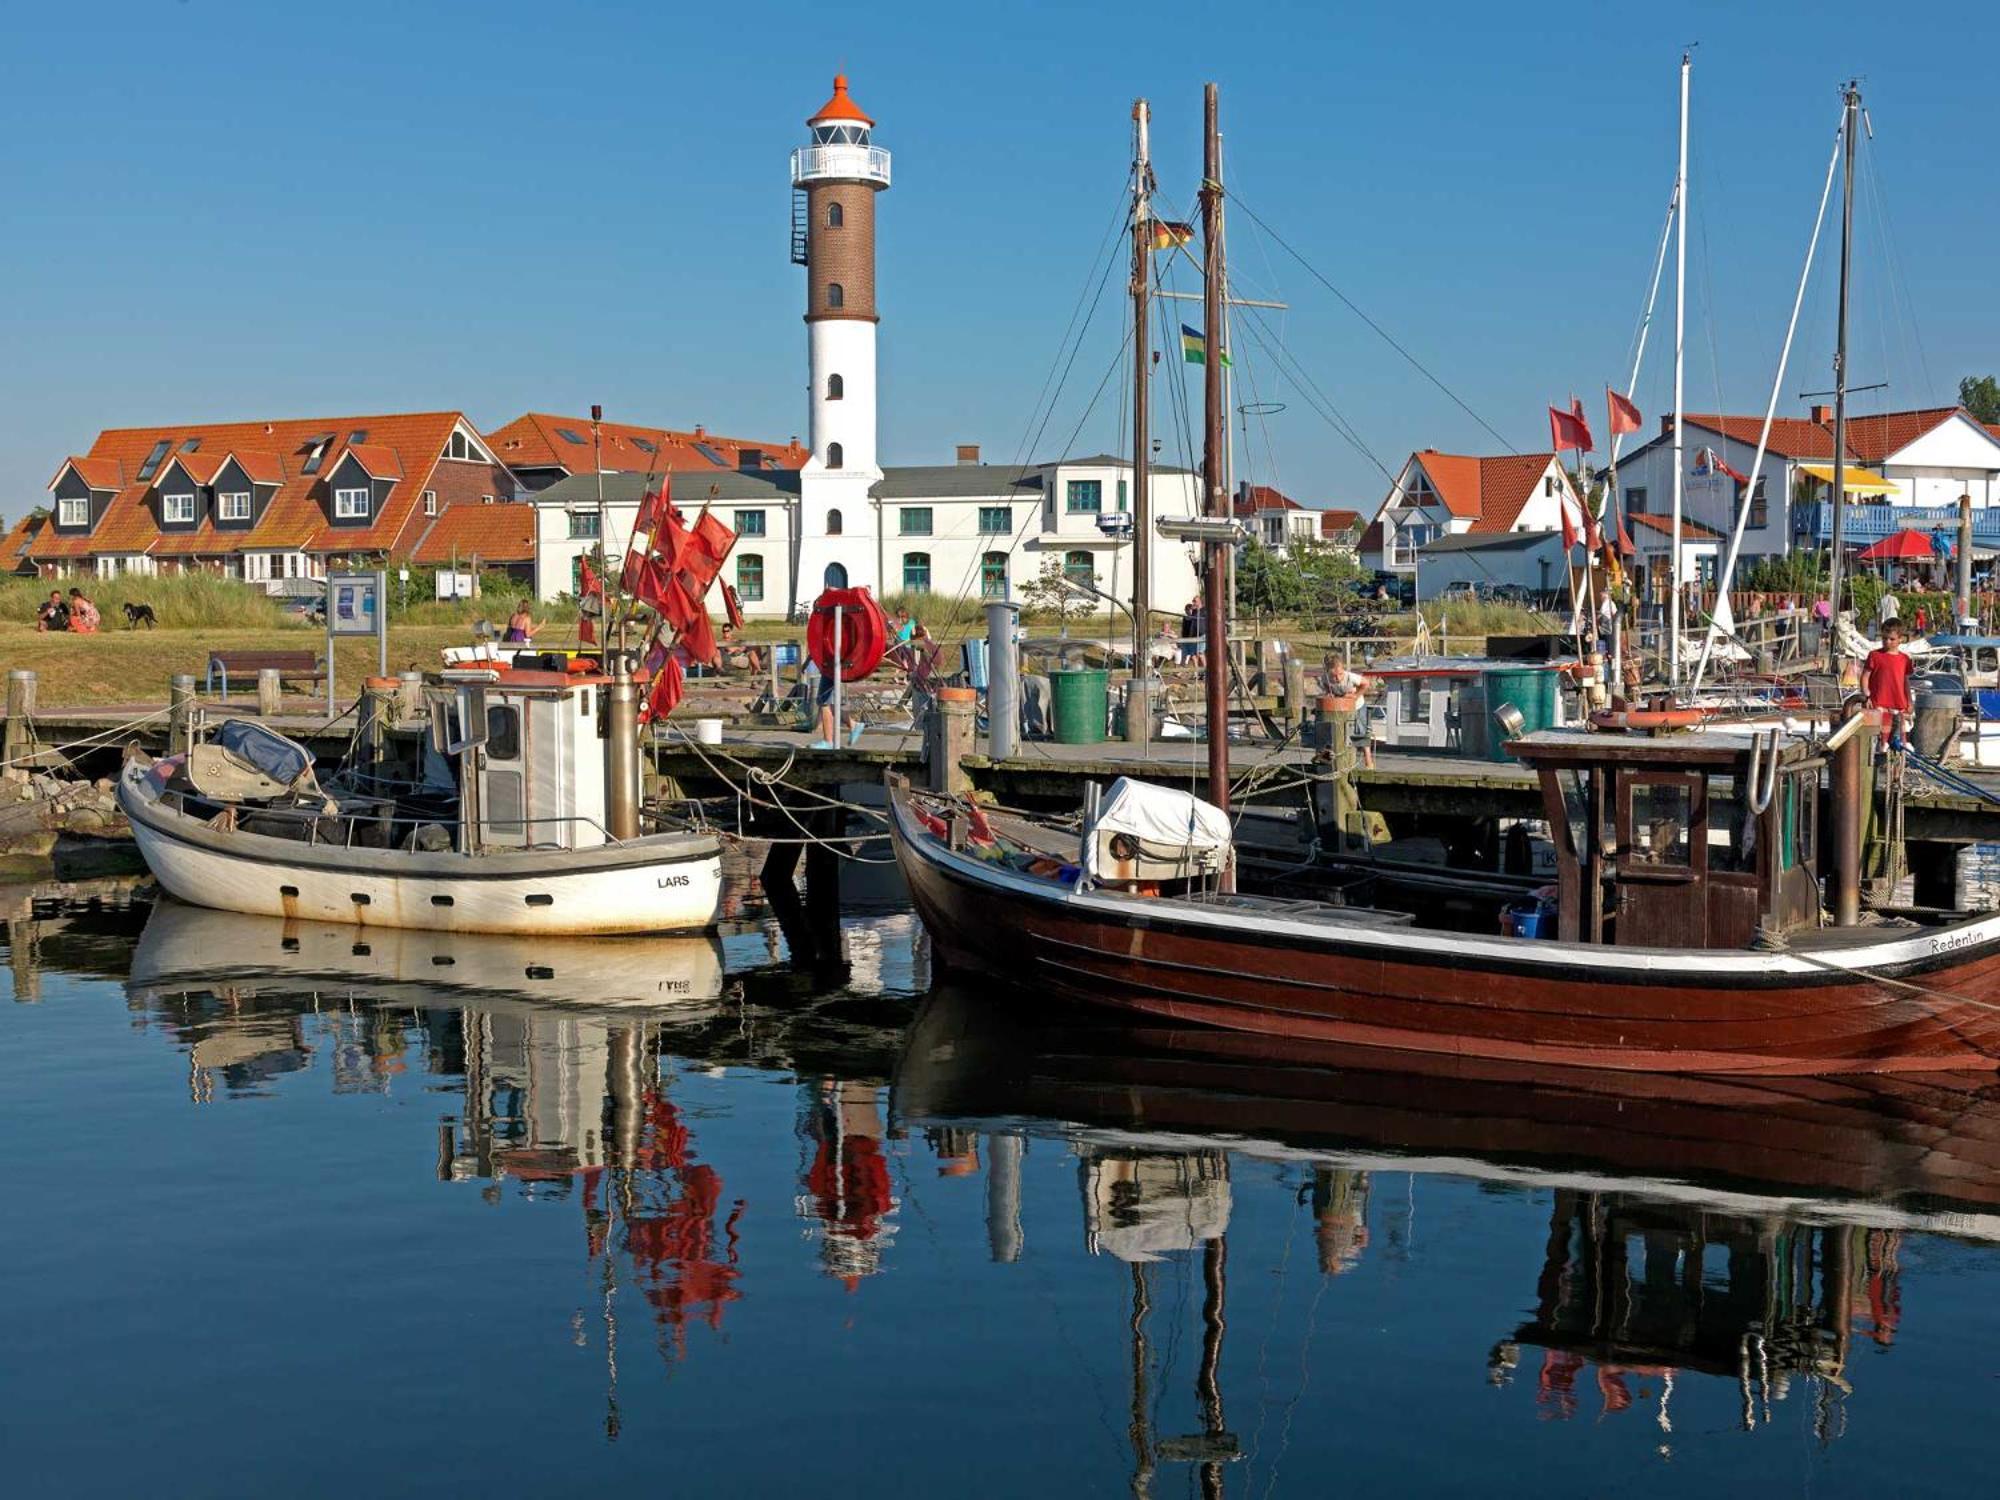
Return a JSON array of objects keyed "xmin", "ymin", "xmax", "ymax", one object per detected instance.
[
  {"xmin": 50, "ymin": 456, "xmax": 124, "ymax": 490},
  {"xmin": 230, "ymin": 450, "xmax": 285, "ymax": 485},
  {"xmin": 809, "ymin": 74, "xmax": 874, "ymax": 127},
  {"xmin": 409, "ymin": 502, "xmax": 536, "ymax": 565},
  {"xmin": 1629, "ymin": 512, "xmax": 1724, "ymax": 542},
  {"xmin": 485, "ymin": 413, "xmax": 807, "ymax": 477},
  {"xmin": 1233, "ymin": 484, "xmax": 1302, "ymax": 514},
  {"xmin": 1406, "ymin": 450, "xmax": 1568, "ymax": 533},
  {"xmin": 343, "ymin": 443, "xmax": 405, "ymax": 480},
  {"xmin": 1681, "ymin": 413, "xmax": 1846, "ymax": 460},
  {"xmin": 1320, "ymin": 508, "xmax": 1362, "ymax": 537},
  {"xmin": 3, "ymin": 513, "xmax": 45, "ymax": 571},
  {"xmin": 157, "ymin": 451, "xmax": 225, "ymax": 488},
  {"xmin": 1837, "ymin": 407, "xmax": 1962, "ymax": 462},
  {"xmin": 31, "ymin": 411, "xmax": 473, "ymax": 562}
]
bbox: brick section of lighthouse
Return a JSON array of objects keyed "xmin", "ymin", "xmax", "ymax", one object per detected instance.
[{"xmin": 804, "ymin": 181, "xmax": 879, "ymax": 323}]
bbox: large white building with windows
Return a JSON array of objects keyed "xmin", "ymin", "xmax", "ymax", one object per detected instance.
[
  {"xmin": 530, "ymin": 451, "xmax": 1202, "ymax": 621},
  {"xmin": 527, "ymin": 74, "xmax": 1202, "ymax": 621}
]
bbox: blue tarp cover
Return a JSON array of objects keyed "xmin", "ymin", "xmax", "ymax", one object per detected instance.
[{"xmin": 216, "ymin": 719, "xmax": 314, "ymax": 785}]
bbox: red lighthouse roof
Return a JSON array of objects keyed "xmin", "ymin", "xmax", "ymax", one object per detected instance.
[{"xmin": 808, "ymin": 73, "xmax": 874, "ymax": 127}]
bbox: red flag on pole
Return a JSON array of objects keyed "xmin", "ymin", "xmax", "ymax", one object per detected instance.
[
  {"xmin": 1549, "ymin": 403, "xmax": 1594, "ymax": 453},
  {"xmin": 1606, "ymin": 388, "xmax": 1642, "ymax": 437},
  {"xmin": 1561, "ymin": 501, "xmax": 1578, "ymax": 551},
  {"xmin": 1715, "ymin": 452, "xmax": 1750, "ymax": 486}
]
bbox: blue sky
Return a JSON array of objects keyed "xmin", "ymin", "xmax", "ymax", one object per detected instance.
[{"xmin": 3, "ymin": 0, "xmax": 1995, "ymax": 525}]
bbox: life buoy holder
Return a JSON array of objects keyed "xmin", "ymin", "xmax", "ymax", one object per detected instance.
[
  {"xmin": 806, "ymin": 587, "xmax": 888, "ymax": 682},
  {"xmin": 1590, "ymin": 705, "xmax": 1705, "ymax": 733}
]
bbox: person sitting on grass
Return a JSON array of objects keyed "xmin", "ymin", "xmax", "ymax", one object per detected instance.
[
  {"xmin": 35, "ymin": 590, "xmax": 68, "ymax": 633},
  {"xmin": 66, "ymin": 587, "xmax": 100, "ymax": 634}
]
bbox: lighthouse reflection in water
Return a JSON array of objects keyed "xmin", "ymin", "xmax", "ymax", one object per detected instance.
[{"xmin": 7, "ymin": 888, "xmax": 2000, "ymax": 1497}]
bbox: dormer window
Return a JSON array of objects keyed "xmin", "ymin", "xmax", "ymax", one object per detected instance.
[
  {"xmin": 334, "ymin": 487, "xmax": 370, "ymax": 519},
  {"xmin": 219, "ymin": 491, "xmax": 252, "ymax": 521},
  {"xmin": 58, "ymin": 496, "xmax": 88, "ymax": 526},
  {"xmin": 162, "ymin": 492, "xmax": 195, "ymax": 523}
]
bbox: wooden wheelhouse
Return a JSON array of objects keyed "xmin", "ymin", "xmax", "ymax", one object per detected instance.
[{"xmin": 1513, "ymin": 730, "xmax": 1823, "ymax": 949}]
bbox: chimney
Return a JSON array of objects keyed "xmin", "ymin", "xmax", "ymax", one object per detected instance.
[
  {"xmin": 694, "ymin": 423, "xmax": 706, "ymax": 437},
  {"xmin": 956, "ymin": 443, "xmax": 980, "ymax": 465},
  {"xmin": 1659, "ymin": 414, "xmax": 1673, "ymax": 437},
  {"xmin": 1810, "ymin": 404, "xmax": 1833, "ymax": 425},
  {"xmin": 738, "ymin": 447, "xmax": 764, "ymax": 470}
]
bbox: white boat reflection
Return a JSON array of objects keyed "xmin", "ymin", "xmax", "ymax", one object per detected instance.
[{"xmin": 128, "ymin": 896, "xmax": 729, "ymax": 1016}]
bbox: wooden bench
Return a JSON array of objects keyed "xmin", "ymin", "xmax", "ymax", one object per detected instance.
[{"xmin": 205, "ymin": 650, "xmax": 326, "ymax": 701}]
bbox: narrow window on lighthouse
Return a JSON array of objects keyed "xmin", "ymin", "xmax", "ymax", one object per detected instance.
[
  {"xmin": 827, "ymin": 282, "xmax": 845, "ymax": 309},
  {"xmin": 827, "ymin": 202, "xmax": 844, "ymax": 228},
  {"xmin": 827, "ymin": 374, "xmax": 844, "ymax": 400},
  {"xmin": 827, "ymin": 444, "xmax": 845, "ymax": 471},
  {"xmin": 827, "ymin": 507, "xmax": 844, "ymax": 533}
]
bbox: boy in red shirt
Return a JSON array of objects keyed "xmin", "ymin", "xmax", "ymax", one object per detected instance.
[{"xmin": 1864, "ymin": 618, "xmax": 1912, "ymax": 747}]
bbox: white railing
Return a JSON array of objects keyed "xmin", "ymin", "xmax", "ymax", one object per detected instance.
[{"xmin": 791, "ymin": 144, "xmax": 892, "ymax": 187}]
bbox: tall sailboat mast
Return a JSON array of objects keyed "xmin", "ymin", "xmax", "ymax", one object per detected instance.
[
  {"xmin": 1825, "ymin": 80, "xmax": 1862, "ymax": 671},
  {"xmin": 1668, "ymin": 50, "xmax": 1690, "ymax": 685},
  {"xmin": 1130, "ymin": 100, "xmax": 1154, "ymax": 704},
  {"xmin": 1200, "ymin": 83, "xmax": 1231, "ymax": 825}
]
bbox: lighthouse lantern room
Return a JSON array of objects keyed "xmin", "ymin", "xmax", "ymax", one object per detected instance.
[{"xmin": 792, "ymin": 74, "xmax": 890, "ymax": 598}]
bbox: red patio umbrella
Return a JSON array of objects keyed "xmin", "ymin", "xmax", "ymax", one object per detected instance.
[{"xmin": 1856, "ymin": 528, "xmax": 1938, "ymax": 561}]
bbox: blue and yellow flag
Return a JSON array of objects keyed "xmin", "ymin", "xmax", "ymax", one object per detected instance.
[{"xmin": 1180, "ymin": 324, "xmax": 1231, "ymax": 367}]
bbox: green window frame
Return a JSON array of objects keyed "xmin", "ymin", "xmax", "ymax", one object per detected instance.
[
  {"xmin": 899, "ymin": 507, "xmax": 933, "ymax": 536},
  {"xmin": 980, "ymin": 551, "xmax": 1008, "ymax": 599},
  {"xmin": 735, "ymin": 554, "xmax": 764, "ymax": 602},
  {"xmin": 1063, "ymin": 550, "xmax": 1094, "ymax": 587},
  {"xmin": 902, "ymin": 552, "xmax": 932, "ymax": 592},
  {"xmin": 1066, "ymin": 480, "xmax": 1102, "ymax": 514},
  {"xmin": 978, "ymin": 505, "xmax": 1011, "ymax": 535}
]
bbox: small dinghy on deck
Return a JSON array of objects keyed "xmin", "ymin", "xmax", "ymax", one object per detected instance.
[{"xmin": 119, "ymin": 664, "xmax": 721, "ymax": 935}]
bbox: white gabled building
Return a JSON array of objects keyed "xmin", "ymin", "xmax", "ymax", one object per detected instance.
[{"xmin": 1360, "ymin": 449, "xmax": 1580, "ymax": 575}]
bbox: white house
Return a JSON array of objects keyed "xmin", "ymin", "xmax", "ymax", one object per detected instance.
[
  {"xmin": 530, "ymin": 452, "xmax": 1202, "ymax": 622},
  {"xmin": 1412, "ymin": 530, "xmax": 1570, "ymax": 603},
  {"xmin": 1361, "ymin": 449, "xmax": 1582, "ymax": 574},
  {"xmin": 1606, "ymin": 406, "xmax": 2000, "ymax": 580},
  {"xmin": 1232, "ymin": 484, "xmax": 1321, "ymax": 554}
]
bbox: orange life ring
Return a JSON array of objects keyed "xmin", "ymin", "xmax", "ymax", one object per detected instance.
[{"xmin": 1590, "ymin": 706, "xmax": 1705, "ymax": 732}]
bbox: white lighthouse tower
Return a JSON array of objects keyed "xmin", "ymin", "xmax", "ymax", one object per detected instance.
[{"xmin": 791, "ymin": 74, "xmax": 890, "ymax": 603}]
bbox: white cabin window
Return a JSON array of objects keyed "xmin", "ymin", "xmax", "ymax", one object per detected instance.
[
  {"xmin": 423, "ymin": 489, "xmax": 438, "ymax": 517},
  {"xmin": 218, "ymin": 491, "xmax": 251, "ymax": 520},
  {"xmin": 162, "ymin": 492, "xmax": 195, "ymax": 523},
  {"xmin": 334, "ymin": 487, "xmax": 370, "ymax": 519},
  {"xmin": 58, "ymin": 496, "xmax": 89, "ymax": 526}
]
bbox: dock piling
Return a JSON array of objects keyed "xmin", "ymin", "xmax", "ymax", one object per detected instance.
[
  {"xmin": 168, "ymin": 675, "xmax": 197, "ymax": 757},
  {"xmin": 930, "ymin": 687, "xmax": 976, "ymax": 794},
  {"xmin": 983, "ymin": 600, "xmax": 1020, "ymax": 760},
  {"xmin": 4, "ymin": 670, "xmax": 37, "ymax": 781},
  {"xmin": 256, "ymin": 668, "xmax": 283, "ymax": 718}
]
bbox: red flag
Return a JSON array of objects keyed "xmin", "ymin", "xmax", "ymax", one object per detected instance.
[
  {"xmin": 1613, "ymin": 500, "xmax": 1635, "ymax": 558},
  {"xmin": 1561, "ymin": 502, "xmax": 1578, "ymax": 551},
  {"xmin": 580, "ymin": 555, "xmax": 603, "ymax": 600},
  {"xmin": 1584, "ymin": 500, "xmax": 1603, "ymax": 553},
  {"xmin": 638, "ymin": 655, "xmax": 684, "ymax": 725},
  {"xmin": 1549, "ymin": 403, "xmax": 1593, "ymax": 453},
  {"xmin": 1606, "ymin": 388, "xmax": 1642, "ymax": 437},
  {"xmin": 721, "ymin": 582, "xmax": 745, "ymax": 631},
  {"xmin": 1715, "ymin": 453, "xmax": 1749, "ymax": 486},
  {"xmin": 674, "ymin": 581, "xmax": 719, "ymax": 667}
]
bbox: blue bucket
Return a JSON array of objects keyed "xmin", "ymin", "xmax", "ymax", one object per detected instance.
[{"xmin": 1509, "ymin": 904, "xmax": 1547, "ymax": 940}]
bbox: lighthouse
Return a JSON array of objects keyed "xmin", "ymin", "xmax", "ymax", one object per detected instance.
[{"xmin": 791, "ymin": 74, "xmax": 890, "ymax": 599}]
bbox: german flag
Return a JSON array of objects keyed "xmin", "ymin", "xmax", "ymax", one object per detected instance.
[{"xmin": 1150, "ymin": 220, "xmax": 1195, "ymax": 251}]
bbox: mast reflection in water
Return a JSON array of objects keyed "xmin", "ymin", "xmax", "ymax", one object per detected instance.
[{"xmin": 9, "ymin": 888, "xmax": 2000, "ymax": 1496}]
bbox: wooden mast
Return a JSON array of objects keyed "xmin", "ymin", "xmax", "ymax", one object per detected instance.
[
  {"xmin": 1130, "ymin": 100, "xmax": 1154, "ymax": 692},
  {"xmin": 1200, "ymin": 84, "xmax": 1231, "ymax": 832}
]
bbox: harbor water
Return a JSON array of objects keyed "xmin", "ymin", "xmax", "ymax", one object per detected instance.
[{"xmin": 7, "ymin": 873, "xmax": 2000, "ymax": 1497}]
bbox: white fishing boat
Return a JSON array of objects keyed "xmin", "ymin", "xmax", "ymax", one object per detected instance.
[{"xmin": 117, "ymin": 663, "xmax": 722, "ymax": 935}]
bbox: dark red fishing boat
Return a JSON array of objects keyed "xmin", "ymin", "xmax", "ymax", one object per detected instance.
[{"xmin": 886, "ymin": 720, "xmax": 2000, "ymax": 1076}]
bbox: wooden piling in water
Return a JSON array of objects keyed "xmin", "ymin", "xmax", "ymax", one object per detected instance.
[
  {"xmin": 4, "ymin": 670, "xmax": 37, "ymax": 781},
  {"xmin": 168, "ymin": 675, "xmax": 197, "ymax": 758}
]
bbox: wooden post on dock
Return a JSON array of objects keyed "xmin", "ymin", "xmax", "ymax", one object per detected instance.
[
  {"xmin": 4, "ymin": 669, "xmax": 37, "ymax": 782},
  {"xmin": 256, "ymin": 668, "xmax": 283, "ymax": 718},
  {"xmin": 168, "ymin": 674, "xmax": 197, "ymax": 757},
  {"xmin": 397, "ymin": 671, "xmax": 425, "ymax": 720},
  {"xmin": 1282, "ymin": 656, "xmax": 1306, "ymax": 728},
  {"xmin": 930, "ymin": 687, "xmax": 976, "ymax": 795}
]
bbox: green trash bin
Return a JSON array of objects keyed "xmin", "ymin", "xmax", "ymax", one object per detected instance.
[
  {"xmin": 1482, "ymin": 666, "xmax": 1557, "ymax": 761},
  {"xmin": 1050, "ymin": 668, "xmax": 1110, "ymax": 745}
]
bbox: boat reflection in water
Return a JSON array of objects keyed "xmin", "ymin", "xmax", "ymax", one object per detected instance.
[
  {"xmin": 893, "ymin": 985, "xmax": 2000, "ymax": 1450},
  {"xmin": 119, "ymin": 897, "xmax": 916, "ymax": 1424}
]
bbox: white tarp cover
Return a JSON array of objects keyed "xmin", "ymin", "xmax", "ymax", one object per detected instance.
[{"xmin": 1082, "ymin": 776, "xmax": 1233, "ymax": 881}]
